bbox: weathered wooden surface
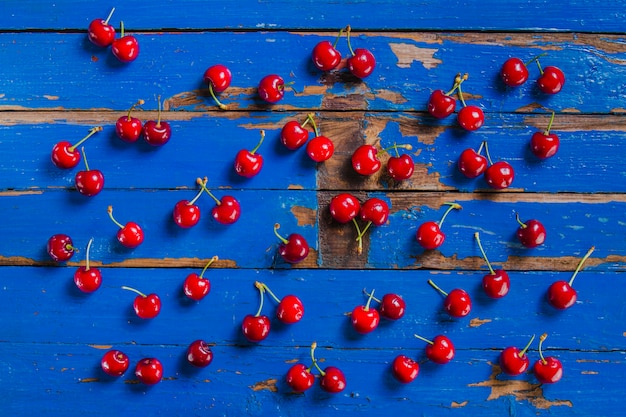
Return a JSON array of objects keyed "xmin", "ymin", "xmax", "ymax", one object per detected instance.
[{"xmin": 1, "ymin": 2, "xmax": 625, "ymax": 416}]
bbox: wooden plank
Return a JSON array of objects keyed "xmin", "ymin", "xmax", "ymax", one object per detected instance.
[{"xmin": 2, "ymin": 32, "xmax": 626, "ymax": 113}]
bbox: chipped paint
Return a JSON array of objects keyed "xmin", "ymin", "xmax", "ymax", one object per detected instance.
[
  {"xmin": 291, "ymin": 205, "xmax": 316, "ymax": 226},
  {"xmin": 88, "ymin": 344, "xmax": 113, "ymax": 350},
  {"xmin": 469, "ymin": 318, "xmax": 492, "ymax": 327},
  {"xmin": 79, "ymin": 378, "xmax": 99, "ymax": 383},
  {"xmin": 389, "ymin": 43, "xmax": 442, "ymax": 69},
  {"xmin": 249, "ymin": 378, "xmax": 278, "ymax": 392},
  {"xmin": 581, "ymin": 371, "xmax": 599, "ymax": 374},
  {"xmin": 451, "ymin": 400, "xmax": 468, "ymax": 408}
]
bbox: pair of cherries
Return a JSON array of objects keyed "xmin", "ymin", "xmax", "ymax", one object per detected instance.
[
  {"xmin": 280, "ymin": 114, "xmax": 335, "ymax": 163},
  {"xmin": 173, "ymin": 177, "xmax": 241, "ymax": 228},
  {"xmin": 286, "ymin": 342, "xmax": 346, "ymax": 393},
  {"xmin": 500, "ymin": 334, "xmax": 563, "ymax": 384},
  {"xmin": 116, "ymin": 97, "xmax": 172, "ymax": 146},
  {"xmin": 101, "ymin": 350, "xmax": 163, "ymax": 385},
  {"xmin": 392, "ymin": 333, "xmax": 456, "ymax": 383},
  {"xmin": 501, "ymin": 55, "xmax": 565, "ymax": 94},
  {"xmin": 351, "ymin": 143, "xmax": 415, "ymax": 181},
  {"xmin": 458, "ymin": 141, "xmax": 515, "ymax": 189},
  {"xmin": 350, "ymin": 289, "xmax": 406, "ymax": 334},
  {"xmin": 312, "ymin": 25, "xmax": 376, "ymax": 79},
  {"xmin": 427, "ymin": 73, "xmax": 485, "ymax": 131},
  {"xmin": 88, "ymin": 8, "xmax": 139, "ymax": 63}
]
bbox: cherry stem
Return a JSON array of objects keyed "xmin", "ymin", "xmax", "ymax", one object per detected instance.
[
  {"xmin": 310, "ymin": 342, "xmax": 325, "ymax": 376},
  {"xmin": 474, "ymin": 232, "xmax": 495, "ymax": 275},
  {"xmin": 515, "ymin": 212, "xmax": 527, "ymax": 229},
  {"xmin": 107, "ymin": 206, "xmax": 124, "ymax": 229},
  {"xmin": 188, "ymin": 178, "xmax": 207, "ymax": 206},
  {"xmin": 427, "ymin": 279, "xmax": 448, "ymax": 297},
  {"xmin": 199, "ymin": 256, "xmax": 219, "ymax": 279},
  {"xmin": 121, "ymin": 286, "xmax": 146, "ymax": 298},
  {"xmin": 352, "ymin": 218, "xmax": 364, "ymax": 255},
  {"xmin": 273, "ymin": 223, "xmax": 288, "ymax": 245},
  {"xmin": 362, "ymin": 288, "xmax": 382, "ymax": 303},
  {"xmin": 483, "ymin": 141, "xmax": 494, "ymax": 165},
  {"xmin": 253, "ymin": 281, "xmax": 266, "ymax": 317},
  {"xmin": 104, "ymin": 8, "xmax": 115, "ymax": 25},
  {"xmin": 456, "ymin": 73, "xmax": 469, "ymax": 107},
  {"xmin": 346, "ymin": 25, "xmax": 355, "ymax": 56},
  {"xmin": 414, "ymin": 333, "xmax": 434, "ymax": 345},
  {"xmin": 568, "ymin": 246, "xmax": 595, "ymax": 287},
  {"xmin": 258, "ymin": 282, "xmax": 281, "ymax": 304},
  {"xmin": 208, "ymin": 84, "xmax": 227, "ymax": 110},
  {"xmin": 332, "ymin": 27, "xmax": 346, "ymax": 48},
  {"xmin": 156, "ymin": 95, "xmax": 163, "ymax": 127},
  {"xmin": 69, "ymin": 126, "xmax": 102, "ymax": 152},
  {"xmin": 437, "ymin": 202, "xmax": 462, "ymax": 229},
  {"xmin": 538, "ymin": 333, "xmax": 548, "ymax": 364},
  {"xmin": 127, "ymin": 99, "xmax": 144, "ymax": 121},
  {"xmin": 382, "ymin": 143, "xmax": 413, "ymax": 156},
  {"xmin": 300, "ymin": 115, "xmax": 311, "ymax": 128},
  {"xmin": 519, "ymin": 334, "xmax": 536, "ymax": 358},
  {"xmin": 85, "ymin": 238, "xmax": 94, "ymax": 271},
  {"xmin": 120, "ymin": 21, "xmax": 125, "ymax": 38},
  {"xmin": 544, "ymin": 111, "xmax": 556, "ymax": 135},
  {"xmin": 476, "ymin": 141, "xmax": 485, "ymax": 155},
  {"xmin": 306, "ymin": 113, "xmax": 319, "ymax": 136},
  {"xmin": 525, "ymin": 52, "xmax": 548, "ymax": 68},
  {"xmin": 357, "ymin": 221, "xmax": 373, "ymax": 240},
  {"xmin": 250, "ymin": 130, "xmax": 265, "ymax": 155},
  {"xmin": 197, "ymin": 177, "xmax": 221, "ymax": 205},
  {"xmin": 80, "ymin": 147, "xmax": 91, "ymax": 171},
  {"xmin": 363, "ymin": 288, "xmax": 376, "ymax": 311},
  {"xmin": 445, "ymin": 73, "xmax": 465, "ymax": 96}
]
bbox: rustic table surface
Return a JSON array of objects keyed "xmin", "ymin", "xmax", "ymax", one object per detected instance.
[{"xmin": 2, "ymin": 1, "xmax": 625, "ymax": 416}]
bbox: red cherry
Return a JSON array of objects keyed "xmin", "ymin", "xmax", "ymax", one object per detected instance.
[
  {"xmin": 277, "ymin": 294, "xmax": 305, "ymax": 324},
  {"xmin": 203, "ymin": 64, "xmax": 231, "ymax": 110},
  {"xmin": 359, "ymin": 198, "xmax": 389, "ymax": 227},
  {"xmin": 427, "ymin": 90, "xmax": 457, "ymax": 119},
  {"xmin": 74, "ymin": 238, "xmax": 102, "ymax": 293},
  {"xmin": 428, "ymin": 279, "xmax": 472, "ymax": 318},
  {"xmin": 122, "ymin": 286, "xmax": 161, "ymax": 319},
  {"xmin": 392, "ymin": 354, "xmax": 419, "ymax": 383},
  {"xmin": 312, "ymin": 39, "xmax": 342, "ymax": 71},
  {"xmin": 47, "ymin": 233, "xmax": 76, "ymax": 262},
  {"xmin": 500, "ymin": 57, "xmax": 529, "ymax": 87},
  {"xmin": 415, "ymin": 334, "xmax": 455, "ymax": 364},
  {"xmin": 387, "ymin": 154, "xmax": 415, "ymax": 181},
  {"xmin": 515, "ymin": 213, "xmax": 546, "ymax": 248},
  {"xmin": 458, "ymin": 144, "xmax": 488, "ymax": 178},
  {"xmin": 347, "ymin": 48, "xmax": 376, "ymax": 78},
  {"xmin": 537, "ymin": 66, "xmax": 565, "ymax": 95},
  {"xmin": 196, "ymin": 178, "xmax": 241, "ymax": 225},
  {"xmin": 183, "ymin": 256, "xmax": 218, "ymax": 301},
  {"xmin": 173, "ymin": 182, "xmax": 203, "ymax": 228},
  {"xmin": 234, "ymin": 130, "xmax": 265, "ymax": 178},
  {"xmin": 416, "ymin": 202, "xmax": 461, "ymax": 250},
  {"xmin": 475, "ymin": 232, "xmax": 510, "ymax": 298},
  {"xmin": 530, "ymin": 112, "xmax": 560, "ymax": 159},
  {"xmin": 242, "ymin": 315, "xmax": 271, "ymax": 342},
  {"xmin": 135, "ymin": 358, "xmax": 163, "ymax": 385},
  {"xmin": 457, "ymin": 105, "xmax": 484, "ymax": 131},
  {"xmin": 352, "ymin": 144, "xmax": 381, "ymax": 176},
  {"xmin": 351, "ymin": 289, "xmax": 380, "ymax": 334},
  {"xmin": 258, "ymin": 74, "xmax": 286, "ymax": 103},
  {"xmin": 286, "ymin": 363, "xmax": 315, "ymax": 392},
  {"xmin": 143, "ymin": 96, "xmax": 171, "ymax": 146},
  {"xmin": 101, "ymin": 349, "xmax": 129, "ymax": 377},
  {"xmin": 533, "ymin": 334, "xmax": 563, "ymax": 383},
  {"xmin": 51, "ymin": 126, "xmax": 102, "ymax": 169},
  {"xmin": 111, "ymin": 22, "xmax": 139, "ymax": 63},
  {"xmin": 186, "ymin": 339, "xmax": 214, "ymax": 368},
  {"xmin": 280, "ymin": 120, "xmax": 310, "ymax": 150},
  {"xmin": 274, "ymin": 223, "xmax": 309, "ymax": 264},
  {"xmin": 379, "ymin": 293, "xmax": 406, "ymax": 320},
  {"xmin": 116, "ymin": 99, "xmax": 144, "ymax": 143},
  {"xmin": 320, "ymin": 366, "xmax": 346, "ymax": 393},
  {"xmin": 329, "ymin": 193, "xmax": 361, "ymax": 224},
  {"xmin": 484, "ymin": 161, "xmax": 515, "ymax": 190},
  {"xmin": 107, "ymin": 205, "xmax": 144, "ymax": 248},
  {"xmin": 500, "ymin": 334, "xmax": 535, "ymax": 376},
  {"xmin": 547, "ymin": 246, "xmax": 594, "ymax": 309},
  {"xmin": 87, "ymin": 8, "xmax": 116, "ymax": 47},
  {"xmin": 74, "ymin": 147, "xmax": 104, "ymax": 197},
  {"xmin": 306, "ymin": 135, "xmax": 334, "ymax": 162}
]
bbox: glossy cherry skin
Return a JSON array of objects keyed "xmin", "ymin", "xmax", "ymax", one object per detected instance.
[
  {"xmin": 212, "ymin": 196, "xmax": 241, "ymax": 225},
  {"xmin": 547, "ymin": 281, "xmax": 577, "ymax": 309},
  {"xmin": 352, "ymin": 145, "xmax": 381, "ymax": 176},
  {"xmin": 533, "ymin": 357, "xmax": 563, "ymax": 383},
  {"xmin": 278, "ymin": 234, "xmax": 310, "ymax": 264},
  {"xmin": 425, "ymin": 335, "xmax": 455, "ymax": 364},
  {"xmin": 306, "ymin": 136, "xmax": 334, "ymax": 162},
  {"xmin": 276, "ymin": 295, "xmax": 304, "ymax": 324},
  {"xmin": 258, "ymin": 74, "xmax": 285, "ymax": 103},
  {"xmin": 517, "ymin": 219, "xmax": 546, "ymax": 248},
  {"xmin": 241, "ymin": 314, "xmax": 271, "ymax": 342},
  {"xmin": 458, "ymin": 105, "xmax": 485, "ymax": 131},
  {"xmin": 387, "ymin": 155, "xmax": 414, "ymax": 181},
  {"xmin": 351, "ymin": 305, "xmax": 380, "ymax": 334},
  {"xmin": 416, "ymin": 221, "xmax": 445, "ymax": 250},
  {"xmin": 101, "ymin": 350, "xmax": 129, "ymax": 377},
  {"xmin": 51, "ymin": 141, "xmax": 81, "ymax": 169},
  {"xmin": 312, "ymin": 40, "xmax": 342, "ymax": 71},
  {"xmin": 186, "ymin": 340, "xmax": 213, "ymax": 367},
  {"xmin": 281, "ymin": 120, "xmax": 309, "ymax": 150},
  {"xmin": 379, "ymin": 293, "xmax": 406, "ymax": 320},
  {"xmin": 501, "ymin": 57, "xmax": 529, "ymax": 87},
  {"xmin": 427, "ymin": 90, "xmax": 456, "ymax": 119},
  {"xmin": 444, "ymin": 289, "xmax": 472, "ymax": 317},
  {"xmin": 286, "ymin": 363, "xmax": 315, "ymax": 392},
  {"xmin": 74, "ymin": 266, "xmax": 102, "ymax": 293},
  {"xmin": 111, "ymin": 35, "xmax": 140, "ymax": 63},
  {"xmin": 135, "ymin": 358, "xmax": 163, "ymax": 385},
  {"xmin": 329, "ymin": 193, "xmax": 361, "ymax": 224},
  {"xmin": 143, "ymin": 120, "xmax": 172, "ymax": 146},
  {"xmin": 530, "ymin": 131, "xmax": 560, "ymax": 159},
  {"xmin": 347, "ymin": 48, "xmax": 376, "ymax": 78},
  {"xmin": 88, "ymin": 18, "xmax": 116, "ymax": 47},
  {"xmin": 537, "ymin": 66, "xmax": 565, "ymax": 94},
  {"xmin": 359, "ymin": 198, "xmax": 389, "ymax": 226},
  {"xmin": 47, "ymin": 234, "xmax": 75, "ymax": 262},
  {"xmin": 484, "ymin": 161, "xmax": 515, "ymax": 189},
  {"xmin": 320, "ymin": 366, "xmax": 346, "ymax": 393},
  {"xmin": 392, "ymin": 354, "xmax": 419, "ymax": 383},
  {"xmin": 203, "ymin": 65, "xmax": 232, "ymax": 93},
  {"xmin": 75, "ymin": 169, "xmax": 104, "ymax": 197},
  {"xmin": 133, "ymin": 293, "xmax": 161, "ymax": 319},
  {"xmin": 116, "ymin": 222, "xmax": 144, "ymax": 248},
  {"xmin": 116, "ymin": 116, "xmax": 143, "ymax": 143},
  {"xmin": 482, "ymin": 270, "xmax": 510, "ymax": 299},
  {"xmin": 458, "ymin": 148, "xmax": 488, "ymax": 178},
  {"xmin": 183, "ymin": 272, "xmax": 210, "ymax": 301},
  {"xmin": 234, "ymin": 149, "xmax": 263, "ymax": 178},
  {"xmin": 500, "ymin": 346, "xmax": 530, "ymax": 376},
  {"xmin": 173, "ymin": 200, "xmax": 201, "ymax": 228}
]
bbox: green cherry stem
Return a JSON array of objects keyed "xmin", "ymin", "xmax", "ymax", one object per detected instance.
[
  {"xmin": 438, "ymin": 202, "xmax": 462, "ymax": 228},
  {"xmin": 253, "ymin": 281, "xmax": 266, "ymax": 317},
  {"xmin": 258, "ymin": 282, "xmax": 281, "ymax": 304},
  {"xmin": 249, "ymin": 130, "xmax": 265, "ymax": 155},
  {"xmin": 120, "ymin": 21, "xmax": 125, "ymax": 38},
  {"xmin": 362, "ymin": 288, "xmax": 382, "ymax": 303},
  {"xmin": 209, "ymin": 84, "xmax": 227, "ymax": 110},
  {"xmin": 107, "ymin": 205, "xmax": 124, "ymax": 229},
  {"xmin": 568, "ymin": 246, "xmax": 595, "ymax": 287},
  {"xmin": 537, "ymin": 333, "xmax": 548, "ymax": 364},
  {"xmin": 104, "ymin": 8, "xmax": 116, "ymax": 25},
  {"xmin": 525, "ymin": 52, "xmax": 548, "ymax": 68},
  {"xmin": 306, "ymin": 113, "xmax": 320, "ymax": 136},
  {"xmin": 156, "ymin": 95, "xmax": 163, "ymax": 128},
  {"xmin": 414, "ymin": 334, "xmax": 434, "ymax": 345},
  {"xmin": 427, "ymin": 279, "xmax": 448, "ymax": 297},
  {"xmin": 310, "ymin": 342, "xmax": 325, "ymax": 376},
  {"xmin": 273, "ymin": 223, "xmax": 289, "ymax": 245},
  {"xmin": 346, "ymin": 25, "xmax": 355, "ymax": 56},
  {"xmin": 456, "ymin": 73, "xmax": 469, "ymax": 107},
  {"xmin": 515, "ymin": 212, "xmax": 527, "ymax": 229},
  {"xmin": 476, "ymin": 140, "xmax": 486, "ymax": 156},
  {"xmin": 333, "ymin": 27, "xmax": 346, "ymax": 48},
  {"xmin": 197, "ymin": 177, "xmax": 222, "ymax": 206},
  {"xmin": 80, "ymin": 147, "xmax": 91, "ymax": 171},
  {"xmin": 474, "ymin": 232, "xmax": 495, "ymax": 275},
  {"xmin": 84, "ymin": 238, "xmax": 94, "ymax": 271},
  {"xmin": 363, "ymin": 288, "xmax": 376, "ymax": 311},
  {"xmin": 68, "ymin": 126, "xmax": 102, "ymax": 152},
  {"xmin": 121, "ymin": 286, "xmax": 147, "ymax": 298},
  {"xmin": 483, "ymin": 141, "xmax": 494, "ymax": 165},
  {"xmin": 352, "ymin": 218, "xmax": 365, "ymax": 255},
  {"xmin": 199, "ymin": 255, "xmax": 219, "ymax": 279},
  {"xmin": 518, "ymin": 334, "xmax": 536, "ymax": 359},
  {"xmin": 382, "ymin": 143, "xmax": 413, "ymax": 156},
  {"xmin": 126, "ymin": 99, "xmax": 144, "ymax": 121},
  {"xmin": 187, "ymin": 178, "xmax": 206, "ymax": 206},
  {"xmin": 544, "ymin": 111, "xmax": 556, "ymax": 135}
]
